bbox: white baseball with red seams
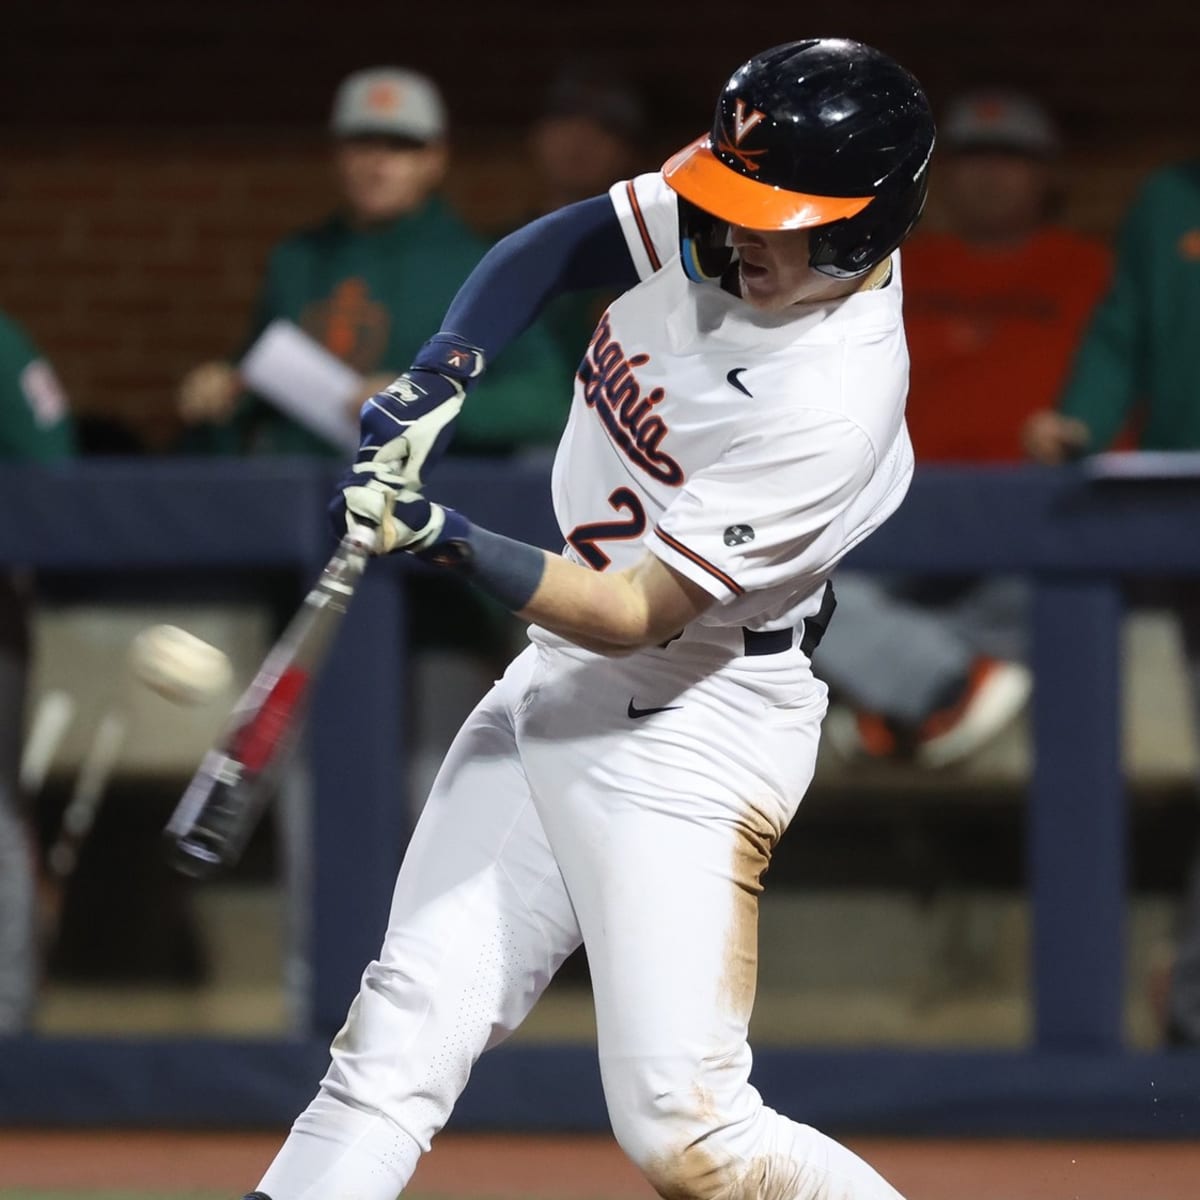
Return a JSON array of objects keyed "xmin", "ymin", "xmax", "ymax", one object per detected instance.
[
  {"xmin": 256, "ymin": 173, "xmax": 914, "ymax": 1200},
  {"xmin": 129, "ymin": 624, "xmax": 232, "ymax": 706}
]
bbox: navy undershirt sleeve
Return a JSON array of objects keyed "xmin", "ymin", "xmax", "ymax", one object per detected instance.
[{"xmin": 439, "ymin": 195, "xmax": 641, "ymax": 363}]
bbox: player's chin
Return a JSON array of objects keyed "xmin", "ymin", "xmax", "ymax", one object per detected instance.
[{"xmin": 737, "ymin": 263, "xmax": 794, "ymax": 311}]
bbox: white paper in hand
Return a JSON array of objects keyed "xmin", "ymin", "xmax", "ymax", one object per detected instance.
[{"xmin": 240, "ymin": 319, "xmax": 362, "ymax": 452}]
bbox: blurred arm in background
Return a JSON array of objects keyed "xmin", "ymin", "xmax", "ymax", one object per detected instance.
[{"xmin": 0, "ymin": 309, "xmax": 74, "ymax": 1035}]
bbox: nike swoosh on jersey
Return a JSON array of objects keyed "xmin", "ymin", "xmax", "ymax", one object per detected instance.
[
  {"xmin": 627, "ymin": 698, "xmax": 683, "ymax": 720},
  {"xmin": 726, "ymin": 368, "xmax": 752, "ymax": 397}
]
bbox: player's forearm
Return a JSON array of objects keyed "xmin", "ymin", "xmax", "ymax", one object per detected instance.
[
  {"xmin": 438, "ymin": 524, "xmax": 663, "ymax": 654},
  {"xmin": 518, "ymin": 552, "xmax": 659, "ymax": 654}
]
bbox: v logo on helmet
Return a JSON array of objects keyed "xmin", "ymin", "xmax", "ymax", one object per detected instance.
[
  {"xmin": 718, "ymin": 99, "xmax": 769, "ymax": 172},
  {"xmin": 732, "ymin": 99, "xmax": 765, "ymax": 144}
]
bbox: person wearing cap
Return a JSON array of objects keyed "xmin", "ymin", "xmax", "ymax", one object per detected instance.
[
  {"xmin": 815, "ymin": 90, "xmax": 1110, "ymax": 766},
  {"xmin": 1024, "ymin": 154, "xmax": 1200, "ymax": 1046},
  {"xmin": 521, "ymin": 62, "xmax": 650, "ymax": 369},
  {"xmin": 529, "ymin": 61, "xmax": 647, "ymax": 216},
  {"xmin": 177, "ymin": 66, "xmax": 571, "ymax": 457}
]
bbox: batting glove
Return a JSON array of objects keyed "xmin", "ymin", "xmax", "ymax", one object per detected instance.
[
  {"xmin": 342, "ymin": 479, "xmax": 468, "ymax": 559},
  {"xmin": 360, "ymin": 333, "xmax": 485, "ymax": 483},
  {"xmin": 330, "ymin": 333, "xmax": 485, "ymax": 540}
]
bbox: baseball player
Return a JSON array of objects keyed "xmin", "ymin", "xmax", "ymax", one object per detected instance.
[{"xmin": 248, "ymin": 39, "xmax": 934, "ymax": 1200}]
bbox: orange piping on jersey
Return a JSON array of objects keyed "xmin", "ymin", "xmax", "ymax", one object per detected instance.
[
  {"xmin": 662, "ymin": 135, "xmax": 873, "ymax": 232},
  {"xmin": 655, "ymin": 526, "xmax": 744, "ymax": 596},
  {"xmin": 625, "ymin": 180, "xmax": 662, "ymax": 272}
]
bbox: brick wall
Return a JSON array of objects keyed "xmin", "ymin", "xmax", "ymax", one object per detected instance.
[
  {"xmin": 0, "ymin": 134, "xmax": 543, "ymax": 447},
  {"xmin": 1, "ymin": 0, "xmax": 1197, "ymax": 447},
  {"xmin": 0, "ymin": 132, "xmax": 1186, "ymax": 448}
]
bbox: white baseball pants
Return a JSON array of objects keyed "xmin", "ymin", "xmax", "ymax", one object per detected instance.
[{"xmin": 257, "ymin": 633, "xmax": 905, "ymax": 1200}]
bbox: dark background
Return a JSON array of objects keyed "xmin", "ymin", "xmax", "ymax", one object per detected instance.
[
  {"xmin": 0, "ymin": 0, "xmax": 1198, "ymax": 447},
  {"xmin": 3, "ymin": 0, "xmax": 1199, "ymax": 144}
]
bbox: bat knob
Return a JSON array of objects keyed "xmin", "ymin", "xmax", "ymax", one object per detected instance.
[{"xmin": 165, "ymin": 831, "xmax": 227, "ymax": 879}]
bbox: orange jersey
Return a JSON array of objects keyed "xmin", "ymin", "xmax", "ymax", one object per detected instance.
[{"xmin": 900, "ymin": 228, "xmax": 1110, "ymax": 463}]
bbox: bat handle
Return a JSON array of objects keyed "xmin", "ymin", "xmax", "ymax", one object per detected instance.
[{"xmin": 344, "ymin": 527, "xmax": 377, "ymax": 555}]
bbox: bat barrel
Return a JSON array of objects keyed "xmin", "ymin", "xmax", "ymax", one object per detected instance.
[
  {"xmin": 164, "ymin": 755, "xmax": 272, "ymax": 878},
  {"xmin": 162, "ymin": 532, "xmax": 369, "ymax": 879}
]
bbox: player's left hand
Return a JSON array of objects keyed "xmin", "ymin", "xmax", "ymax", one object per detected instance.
[
  {"xmin": 356, "ymin": 368, "xmax": 466, "ymax": 482},
  {"xmin": 330, "ymin": 334, "xmax": 486, "ymax": 539}
]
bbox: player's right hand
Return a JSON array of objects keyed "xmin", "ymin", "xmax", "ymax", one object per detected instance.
[
  {"xmin": 178, "ymin": 361, "xmax": 240, "ymax": 425},
  {"xmin": 341, "ymin": 475, "xmax": 456, "ymax": 556},
  {"xmin": 1021, "ymin": 410, "xmax": 1091, "ymax": 464}
]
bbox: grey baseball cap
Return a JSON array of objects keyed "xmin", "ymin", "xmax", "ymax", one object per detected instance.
[
  {"xmin": 942, "ymin": 91, "xmax": 1060, "ymax": 157},
  {"xmin": 330, "ymin": 67, "xmax": 447, "ymax": 142}
]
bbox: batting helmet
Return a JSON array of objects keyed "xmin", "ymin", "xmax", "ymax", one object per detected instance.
[{"xmin": 663, "ymin": 39, "xmax": 935, "ymax": 281}]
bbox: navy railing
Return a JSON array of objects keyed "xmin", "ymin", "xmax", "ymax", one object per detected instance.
[{"xmin": 0, "ymin": 458, "xmax": 1197, "ymax": 1132}]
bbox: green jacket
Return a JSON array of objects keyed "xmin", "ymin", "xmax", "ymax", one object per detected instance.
[
  {"xmin": 195, "ymin": 197, "xmax": 574, "ymax": 457},
  {"xmin": 0, "ymin": 311, "xmax": 74, "ymax": 462},
  {"xmin": 1059, "ymin": 160, "xmax": 1200, "ymax": 449}
]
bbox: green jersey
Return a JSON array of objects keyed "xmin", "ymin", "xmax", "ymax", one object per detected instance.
[
  {"xmin": 1059, "ymin": 160, "xmax": 1200, "ymax": 449},
  {"xmin": 0, "ymin": 311, "xmax": 74, "ymax": 462},
  {"xmin": 198, "ymin": 197, "xmax": 574, "ymax": 457}
]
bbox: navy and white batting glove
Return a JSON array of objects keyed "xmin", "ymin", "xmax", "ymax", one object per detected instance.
[
  {"xmin": 359, "ymin": 333, "xmax": 485, "ymax": 485},
  {"xmin": 330, "ymin": 333, "xmax": 485, "ymax": 540},
  {"xmin": 342, "ymin": 479, "xmax": 469, "ymax": 558},
  {"xmin": 340, "ymin": 486, "xmax": 545, "ymax": 612}
]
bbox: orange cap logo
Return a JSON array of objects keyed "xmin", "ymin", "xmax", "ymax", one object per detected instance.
[
  {"xmin": 365, "ymin": 82, "xmax": 405, "ymax": 114},
  {"xmin": 972, "ymin": 98, "xmax": 1008, "ymax": 124}
]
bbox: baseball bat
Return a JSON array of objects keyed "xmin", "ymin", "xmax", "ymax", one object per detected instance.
[{"xmin": 163, "ymin": 530, "xmax": 374, "ymax": 878}]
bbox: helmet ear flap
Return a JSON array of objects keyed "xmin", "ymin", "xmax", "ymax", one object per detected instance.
[
  {"xmin": 808, "ymin": 219, "xmax": 881, "ymax": 279},
  {"xmin": 809, "ymin": 171, "xmax": 931, "ymax": 278},
  {"xmin": 677, "ymin": 198, "xmax": 734, "ymax": 283}
]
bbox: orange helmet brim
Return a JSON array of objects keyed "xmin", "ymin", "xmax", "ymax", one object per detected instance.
[{"xmin": 662, "ymin": 135, "xmax": 874, "ymax": 231}]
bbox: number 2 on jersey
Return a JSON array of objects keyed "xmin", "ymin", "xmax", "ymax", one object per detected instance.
[{"xmin": 567, "ymin": 487, "xmax": 647, "ymax": 571}]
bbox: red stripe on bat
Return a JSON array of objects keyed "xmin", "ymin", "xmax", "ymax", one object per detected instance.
[{"xmin": 231, "ymin": 667, "xmax": 310, "ymax": 773}]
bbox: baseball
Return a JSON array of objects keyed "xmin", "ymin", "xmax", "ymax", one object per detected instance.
[{"xmin": 129, "ymin": 624, "xmax": 233, "ymax": 706}]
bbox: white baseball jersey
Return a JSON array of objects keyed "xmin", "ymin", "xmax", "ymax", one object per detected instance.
[{"xmin": 549, "ymin": 171, "xmax": 914, "ymax": 641}]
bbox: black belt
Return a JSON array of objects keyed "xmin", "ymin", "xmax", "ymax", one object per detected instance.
[{"xmin": 743, "ymin": 581, "xmax": 838, "ymax": 658}]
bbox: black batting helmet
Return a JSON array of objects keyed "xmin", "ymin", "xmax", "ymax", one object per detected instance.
[{"xmin": 663, "ymin": 39, "xmax": 935, "ymax": 281}]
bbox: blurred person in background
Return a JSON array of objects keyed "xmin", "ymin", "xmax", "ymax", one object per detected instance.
[
  {"xmin": 177, "ymin": 65, "xmax": 570, "ymax": 458},
  {"xmin": 1024, "ymin": 155, "xmax": 1200, "ymax": 1045},
  {"xmin": 0, "ymin": 310, "xmax": 74, "ymax": 1033},
  {"xmin": 524, "ymin": 62, "xmax": 648, "ymax": 368},
  {"xmin": 529, "ymin": 60, "xmax": 645, "ymax": 217},
  {"xmin": 817, "ymin": 92, "xmax": 1110, "ymax": 766}
]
